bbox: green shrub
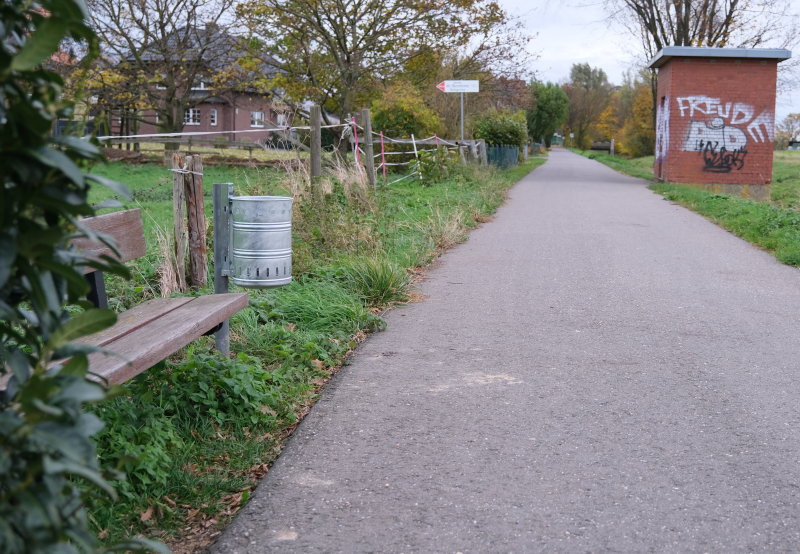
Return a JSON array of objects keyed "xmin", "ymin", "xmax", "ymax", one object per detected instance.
[
  {"xmin": 473, "ymin": 110, "xmax": 528, "ymax": 146},
  {"xmin": 372, "ymin": 80, "xmax": 442, "ymax": 137},
  {"xmin": 93, "ymin": 395, "xmax": 183, "ymax": 498},
  {"xmin": 0, "ymin": 1, "xmax": 163, "ymax": 551},
  {"xmin": 412, "ymin": 147, "xmax": 459, "ymax": 185},
  {"xmin": 160, "ymin": 353, "xmax": 283, "ymax": 428}
]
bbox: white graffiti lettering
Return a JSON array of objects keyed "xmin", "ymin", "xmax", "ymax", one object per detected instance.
[
  {"xmin": 675, "ymin": 96, "xmax": 774, "ymax": 149},
  {"xmin": 655, "ymin": 96, "xmax": 670, "ymax": 163},
  {"xmin": 746, "ymin": 111, "xmax": 775, "ymax": 143},
  {"xmin": 683, "ymin": 117, "xmax": 748, "ymax": 152},
  {"xmin": 729, "ymin": 103, "xmax": 754, "ymax": 126},
  {"xmin": 676, "ymin": 96, "xmax": 721, "ymax": 117}
]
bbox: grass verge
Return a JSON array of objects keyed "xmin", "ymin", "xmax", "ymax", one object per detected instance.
[
  {"xmin": 569, "ymin": 148, "xmax": 656, "ymax": 180},
  {"xmin": 572, "ymin": 148, "xmax": 800, "ymax": 268},
  {"xmin": 650, "ymin": 184, "xmax": 800, "ymax": 266},
  {"xmin": 87, "ymin": 155, "xmax": 547, "ymax": 550}
]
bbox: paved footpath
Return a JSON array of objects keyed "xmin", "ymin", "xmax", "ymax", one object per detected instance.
[{"xmin": 213, "ymin": 149, "xmax": 800, "ymax": 552}]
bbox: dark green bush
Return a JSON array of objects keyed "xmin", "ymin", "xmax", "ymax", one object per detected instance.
[{"xmin": 473, "ymin": 110, "xmax": 528, "ymax": 146}]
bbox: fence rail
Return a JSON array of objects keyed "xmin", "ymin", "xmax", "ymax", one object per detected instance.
[{"xmin": 93, "ymin": 107, "xmax": 498, "ymax": 181}]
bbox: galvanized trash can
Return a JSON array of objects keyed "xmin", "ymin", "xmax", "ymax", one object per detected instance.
[{"xmin": 229, "ymin": 195, "xmax": 292, "ymax": 288}]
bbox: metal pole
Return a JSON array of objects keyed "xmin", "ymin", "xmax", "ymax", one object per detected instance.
[
  {"xmin": 213, "ymin": 182, "xmax": 234, "ymax": 356},
  {"xmin": 460, "ymin": 92, "xmax": 464, "ymax": 142}
]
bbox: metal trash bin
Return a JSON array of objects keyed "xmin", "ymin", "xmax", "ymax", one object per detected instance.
[{"xmin": 229, "ymin": 195, "xmax": 292, "ymax": 289}]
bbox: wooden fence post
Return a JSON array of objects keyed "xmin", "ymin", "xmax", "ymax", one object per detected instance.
[
  {"xmin": 361, "ymin": 108, "xmax": 376, "ymax": 187},
  {"xmin": 310, "ymin": 104, "xmax": 322, "ymax": 180},
  {"xmin": 185, "ymin": 155, "xmax": 207, "ymax": 287},
  {"xmin": 171, "ymin": 153, "xmax": 188, "ymax": 292}
]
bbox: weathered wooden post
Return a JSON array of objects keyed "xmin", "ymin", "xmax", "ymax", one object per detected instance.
[
  {"xmin": 185, "ymin": 155, "xmax": 207, "ymax": 287},
  {"xmin": 310, "ymin": 104, "xmax": 322, "ymax": 180},
  {"xmin": 361, "ymin": 108, "xmax": 376, "ymax": 187},
  {"xmin": 213, "ymin": 182, "xmax": 233, "ymax": 355},
  {"xmin": 171, "ymin": 153, "xmax": 188, "ymax": 291}
]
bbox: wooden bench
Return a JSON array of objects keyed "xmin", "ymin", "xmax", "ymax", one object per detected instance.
[{"xmin": 73, "ymin": 208, "xmax": 248, "ymax": 385}]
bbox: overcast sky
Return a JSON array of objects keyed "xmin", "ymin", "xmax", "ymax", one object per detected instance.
[{"xmin": 499, "ymin": 0, "xmax": 798, "ymax": 120}]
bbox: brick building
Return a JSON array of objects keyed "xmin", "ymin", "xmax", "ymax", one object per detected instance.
[
  {"xmin": 100, "ymin": 24, "xmax": 291, "ymax": 145},
  {"xmin": 649, "ymin": 47, "xmax": 791, "ymax": 198}
]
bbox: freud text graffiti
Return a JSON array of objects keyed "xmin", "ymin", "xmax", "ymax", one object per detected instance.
[
  {"xmin": 676, "ymin": 95, "xmax": 773, "ymax": 172},
  {"xmin": 677, "ymin": 96, "xmax": 774, "ymax": 145}
]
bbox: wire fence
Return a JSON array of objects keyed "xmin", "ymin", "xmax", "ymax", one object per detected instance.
[{"xmin": 95, "ymin": 109, "xmax": 504, "ymax": 183}]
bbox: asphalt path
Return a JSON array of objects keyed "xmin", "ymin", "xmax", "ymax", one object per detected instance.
[{"xmin": 212, "ymin": 148, "xmax": 800, "ymax": 553}]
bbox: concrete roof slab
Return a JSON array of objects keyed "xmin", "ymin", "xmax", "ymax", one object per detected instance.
[{"xmin": 648, "ymin": 46, "xmax": 792, "ymax": 68}]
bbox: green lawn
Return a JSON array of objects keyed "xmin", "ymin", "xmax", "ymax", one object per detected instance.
[{"xmin": 770, "ymin": 150, "xmax": 800, "ymax": 209}]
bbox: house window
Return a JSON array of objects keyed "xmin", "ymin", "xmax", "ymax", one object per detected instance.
[
  {"xmin": 276, "ymin": 112, "xmax": 287, "ymax": 127},
  {"xmin": 250, "ymin": 111, "xmax": 265, "ymax": 128},
  {"xmin": 184, "ymin": 108, "xmax": 200, "ymax": 126},
  {"xmin": 191, "ymin": 81, "xmax": 209, "ymax": 90},
  {"xmin": 209, "ymin": 108, "xmax": 217, "ymax": 126}
]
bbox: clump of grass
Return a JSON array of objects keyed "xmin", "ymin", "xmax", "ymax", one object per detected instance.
[
  {"xmin": 427, "ymin": 206, "xmax": 468, "ymax": 250},
  {"xmin": 252, "ymin": 278, "xmax": 385, "ymax": 335},
  {"xmin": 153, "ymin": 222, "xmax": 182, "ymax": 297},
  {"xmin": 336, "ymin": 256, "xmax": 410, "ymax": 309},
  {"xmin": 286, "ymin": 160, "xmax": 382, "ymax": 270}
]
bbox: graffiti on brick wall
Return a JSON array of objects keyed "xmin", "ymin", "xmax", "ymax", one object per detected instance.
[
  {"xmin": 655, "ymin": 96, "xmax": 670, "ymax": 163},
  {"xmin": 676, "ymin": 96, "xmax": 774, "ymax": 173}
]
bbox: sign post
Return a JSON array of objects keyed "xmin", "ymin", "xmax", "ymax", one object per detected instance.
[{"xmin": 436, "ymin": 80, "xmax": 480, "ymax": 141}]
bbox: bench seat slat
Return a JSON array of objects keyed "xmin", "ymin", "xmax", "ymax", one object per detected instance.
[
  {"xmin": 87, "ymin": 293, "xmax": 248, "ymax": 385},
  {"xmin": 77, "ymin": 297, "xmax": 194, "ymax": 347}
]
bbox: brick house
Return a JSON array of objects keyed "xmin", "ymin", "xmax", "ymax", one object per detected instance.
[
  {"xmin": 104, "ymin": 25, "xmax": 290, "ymax": 145},
  {"xmin": 649, "ymin": 46, "xmax": 791, "ymax": 197},
  {"xmin": 135, "ymin": 84, "xmax": 291, "ymax": 144}
]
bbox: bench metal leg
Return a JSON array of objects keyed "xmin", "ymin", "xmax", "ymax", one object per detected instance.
[{"xmin": 85, "ymin": 271, "xmax": 108, "ymax": 309}]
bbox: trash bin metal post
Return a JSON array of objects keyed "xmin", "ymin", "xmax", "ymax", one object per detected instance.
[{"xmin": 213, "ymin": 182, "xmax": 234, "ymax": 355}]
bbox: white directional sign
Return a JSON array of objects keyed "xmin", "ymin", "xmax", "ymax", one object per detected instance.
[{"xmin": 436, "ymin": 80, "xmax": 480, "ymax": 93}]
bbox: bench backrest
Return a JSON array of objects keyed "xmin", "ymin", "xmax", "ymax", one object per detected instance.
[
  {"xmin": 72, "ymin": 209, "xmax": 146, "ymax": 274},
  {"xmin": 72, "ymin": 209, "xmax": 146, "ymax": 308}
]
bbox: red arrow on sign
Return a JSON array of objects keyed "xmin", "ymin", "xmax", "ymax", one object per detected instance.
[{"xmin": 436, "ymin": 81, "xmax": 446, "ymax": 92}]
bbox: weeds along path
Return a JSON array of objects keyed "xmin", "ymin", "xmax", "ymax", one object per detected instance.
[{"xmin": 213, "ymin": 148, "xmax": 800, "ymax": 552}]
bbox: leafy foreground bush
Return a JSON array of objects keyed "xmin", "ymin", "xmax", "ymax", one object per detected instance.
[{"xmin": 0, "ymin": 1, "xmax": 164, "ymax": 552}]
